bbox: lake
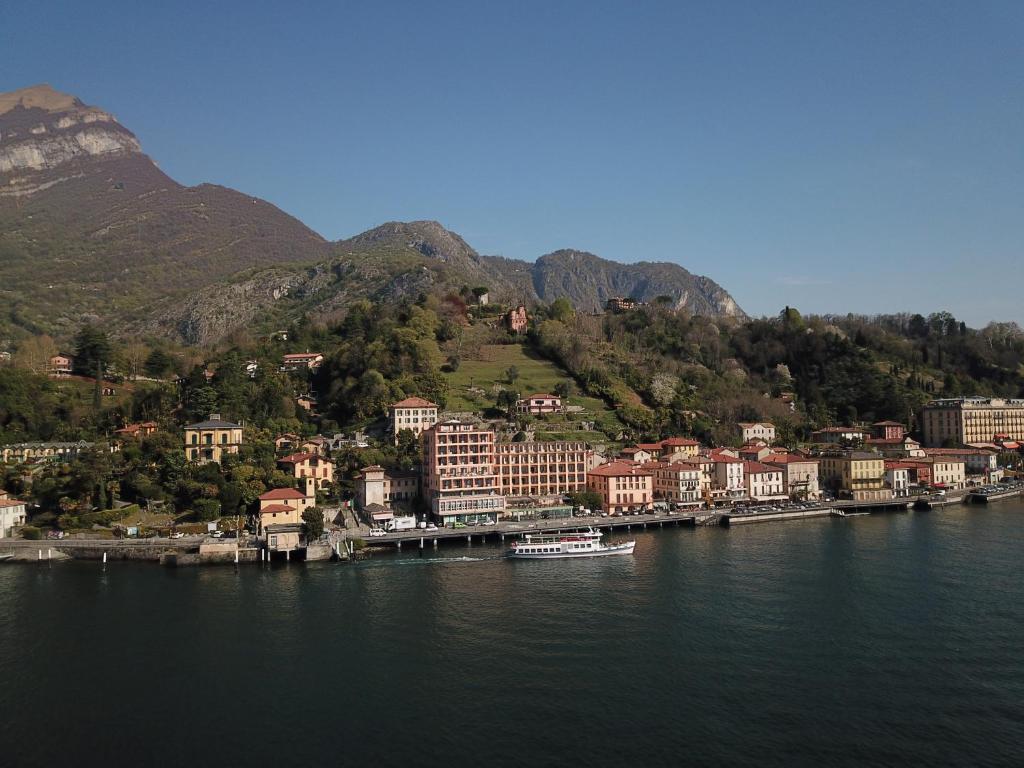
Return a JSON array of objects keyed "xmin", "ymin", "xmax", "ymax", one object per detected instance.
[{"xmin": 1, "ymin": 502, "xmax": 1022, "ymax": 767}]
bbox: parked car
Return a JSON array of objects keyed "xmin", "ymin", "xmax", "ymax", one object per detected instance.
[
  {"xmin": 453, "ymin": 522, "xmax": 466, "ymax": 529},
  {"xmin": 368, "ymin": 528, "xmax": 387, "ymax": 538},
  {"xmin": 425, "ymin": 523, "xmax": 438, "ymax": 531}
]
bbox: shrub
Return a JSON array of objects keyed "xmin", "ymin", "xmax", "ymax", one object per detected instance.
[{"xmin": 21, "ymin": 526, "xmax": 42, "ymax": 540}]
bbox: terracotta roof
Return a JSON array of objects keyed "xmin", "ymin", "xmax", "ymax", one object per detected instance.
[
  {"xmin": 259, "ymin": 504, "xmax": 296, "ymax": 514},
  {"xmin": 0, "ymin": 499, "xmax": 27, "ymax": 508},
  {"xmin": 764, "ymin": 453, "xmax": 817, "ymax": 465},
  {"xmin": 277, "ymin": 452, "xmax": 322, "ymax": 464},
  {"xmin": 283, "ymin": 352, "xmax": 322, "ymax": 359},
  {"xmin": 872, "ymin": 421, "xmax": 904, "ymax": 426},
  {"xmin": 744, "ymin": 461, "xmax": 781, "ymax": 475},
  {"xmin": 524, "ymin": 393, "xmax": 559, "ymax": 399},
  {"xmin": 391, "ymin": 397, "xmax": 438, "ymax": 408},
  {"xmin": 589, "ymin": 460, "xmax": 653, "ymax": 478},
  {"xmin": 259, "ymin": 488, "xmax": 307, "ymax": 501},
  {"xmin": 661, "ymin": 437, "xmax": 699, "ymax": 447},
  {"xmin": 738, "ymin": 422, "xmax": 775, "ymax": 428}
]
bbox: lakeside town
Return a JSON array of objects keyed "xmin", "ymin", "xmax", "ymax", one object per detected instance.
[{"xmin": 2, "ymin": 313, "xmax": 1023, "ymax": 562}]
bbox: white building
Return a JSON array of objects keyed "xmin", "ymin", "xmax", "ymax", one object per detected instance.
[
  {"xmin": 389, "ymin": 397, "xmax": 439, "ymax": 444},
  {"xmin": 743, "ymin": 461, "xmax": 787, "ymax": 502},
  {"xmin": 710, "ymin": 454, "xmax": 746, "ymax": 499},
  {"xmin": 885, "ymin": 466, "xmax": 911, "ymax": 497},
  {"xmin": 738, "ymin": 422, "xmax": 776, "ymax": 445},
  {"xmin": 0, "ymin": 493, "xmax": 27, "ymax": 538}
]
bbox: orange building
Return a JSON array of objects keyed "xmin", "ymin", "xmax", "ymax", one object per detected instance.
[{"xmin": 587, "ymin": 460, "xmax": 653, "ymax": 514}]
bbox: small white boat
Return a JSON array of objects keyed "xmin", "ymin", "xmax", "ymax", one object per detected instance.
[{"xmin": 507, "ymin": 528, "xmax": 635, "ymax": 559}]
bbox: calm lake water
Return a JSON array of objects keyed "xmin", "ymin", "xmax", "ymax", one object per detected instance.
[{"xmin": 2, "ymin": 502, "xmax": 1023, "ymax": 767}]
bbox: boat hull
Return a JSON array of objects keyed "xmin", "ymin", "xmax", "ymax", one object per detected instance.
[{"xmin": 507, "ymin": 542, "xmax": 636, "ymax": 559}]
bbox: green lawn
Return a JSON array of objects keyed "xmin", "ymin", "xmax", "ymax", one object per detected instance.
[{"xmin": 443, "ymin": 344, "xmax": 625, "ymax": 440}]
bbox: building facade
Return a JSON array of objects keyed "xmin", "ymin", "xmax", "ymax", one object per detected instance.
[
  {"xmin": 586, "ymin": 461, "xmax": 653, "ymax": 514},
  {"xmin": 647, "ymin": 461, "xmax": 702, "ymax": 504},
  {"xmin": 763, "ymin": 454, "xmax": 821, "ymax": 500},
  {"xmin": 738, "ymin": 422, "xmax": 776, "ymax": 445},
  {"xmin": 921, "ymin": 397, "xmax": 1024, "ymax": 447},
  {"xmin": 184, "ymin": 415, "xmax": 243, "ymax": 464},
  {"xmin": 516, "ymin": 394, "xmax": 563, "ymax": 416},
  {"xmin": 495, "ymin": 440, "xmax": 589, "ymax": 498},
  {"xmin": 818, "ymin": 451, "xmax": 890, "ymax": 501},
  {"xmin": 423, "ymin": 420, "xmax": 504, "ymax": 525},
  {"xmin": 389, "ymin": 397, "xmax": 439, "ymax": 443},
  {"xmin": 257, "ymin": 487, "xmax": 314, "ymax": 530},
  {"xmin": 278, "ymin": 453, "xmax": 335, "ymax": 491},
  {"xmin": 355, "ymin": 465, "xmax": 421, "ymax": 513},
  {"xmin": 743, "ymin": 461, "xmax": 787, "ymax": 501},
  {"xmin": 0, "ymin": 496, "xmax": 27, "ymax": 538}
]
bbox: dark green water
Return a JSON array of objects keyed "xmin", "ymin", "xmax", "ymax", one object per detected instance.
[{"xmin": 2, "ymin": 503, "xmax": 1023, "ymax": 767}]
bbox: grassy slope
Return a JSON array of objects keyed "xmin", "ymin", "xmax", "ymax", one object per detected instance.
[{"xmin": 443, "ymin": 343, "xmax": 626, "ymax": 442}]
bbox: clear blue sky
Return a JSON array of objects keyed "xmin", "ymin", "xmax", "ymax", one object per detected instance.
[{"xmin": 3, "ymin": 1, "xmax": 1022, "ymax": 325}]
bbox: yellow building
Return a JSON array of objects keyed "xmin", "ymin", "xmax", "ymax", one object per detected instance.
[
  {"xmin": 818, "ymin": 451, "xmax": 890, "ymax": 501},
  {"xmin": 184, "ymin": 414, "xmax": 243, "ymax": 464},
  {"xmin": 921, "ymin": 397, "xmax": 1024, "ymax": 447},
  {"xmin": 257, "ymin": 487, "xmax": 313, "ymax": 530}
]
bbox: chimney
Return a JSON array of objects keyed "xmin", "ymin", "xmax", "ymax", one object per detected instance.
[{"xmin": 210, "ymin": 413, "xmax": 221, "ymax": 420}]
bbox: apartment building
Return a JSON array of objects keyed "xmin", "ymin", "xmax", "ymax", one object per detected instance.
[
  {"xmin": 921, "ymin": 397, "xmax": 1024, "ymax": 447},
  {"xmin": 389, "ymin": 397, "xmax": 439, "ymax": 443},
  {"xmin": 495, "ymin": 440, "xmax": 589, "ymax": 498},
  {"xmin": 646, "ymin": 461, "xmax": 702, "ymax": 504},
  {"xmin": 423, "ymin": 420, "xmax": 504, "ymax": 525},
  {"xmin": 587, "ymin": 460, "xmax": 653, "ymax": 514},
  {"xmin": 818, "ymin": 451, "xmax": 890, "ymax": 501},
  {"xmin": 922, "ymin": 448, "xmax": 998, "ymax": 478},
  {"xmin": 763, "ymin": 454, "xmax": 821, "ymax": 500},
  {"xmin": 921, "ymin": 456, "xmax": 967, "ymax": 490},
  {"xmin": 743, "ymin": 461, "xmax": 787, "ymax": 502},
  {"xmin": 884, "ymin": 463, "xmax": 912, "ymax": 497},
  {"xmin": 184, "ymin": 414, "xmax": 243, "ymax": 464},
  {"xmin": 710, "ymin": 453, "xmax": 746, "ymax": 500}
]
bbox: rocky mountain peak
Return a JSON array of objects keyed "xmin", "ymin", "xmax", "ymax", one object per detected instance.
[
  {"xmin": 0, "ymin": 83, "xmax": 85, "ymax": 115},
  {"xmin": 0, "ymin": 84, "xmax": 141, "ymax": 189}
]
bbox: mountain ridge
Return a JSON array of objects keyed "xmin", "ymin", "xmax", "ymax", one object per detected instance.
[{"xmin": 0, "ymin": 84, "xmax": 744, "ymax": 345}]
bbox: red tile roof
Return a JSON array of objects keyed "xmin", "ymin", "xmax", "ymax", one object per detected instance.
[
  {"xmin": 259, "ymin": 488, "xmax": 307, "ymax": 501},
  {"xmin": 744, "ymin": 461, "xmax": 781, "ymax": 475},
  {"xmin": 277, "ymin": 452, "xmax": 322, "ymax": 464},
  {"xmin": 589, "ymin": 460, "xmax": 653, "ymax": 478},
  {"xmin": 391, "ymin": 397, "xmax": 438, "ymax": 408},
  {"xmin": 259, "ymin": 504, "xmax": 296, "ymax": 514}
]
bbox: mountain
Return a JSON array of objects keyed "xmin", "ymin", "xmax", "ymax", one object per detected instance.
[
  {"xmin": 530, "ymin": 249, "xmax": 745, "ymax": 316},
  {"xmin": 0, "ymin": 84, "xmax": 329, "ymax": 338},
  {"xmin": 0, "ymin": 84, "xmax": 744, "ymax": 345}
]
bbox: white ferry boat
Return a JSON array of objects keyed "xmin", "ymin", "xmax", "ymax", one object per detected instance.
[{"xmin": 507, "ymin": 528, "xmax": 635, "ymax": 559}]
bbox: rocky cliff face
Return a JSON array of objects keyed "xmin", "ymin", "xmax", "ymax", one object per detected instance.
[
  {"xmin": 0, "ymin": 84, "xmax": 142, "ymax": 194},
  {"xmin": 478, "ymin": 248, "xmax": 745, "ymax": 318}
]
